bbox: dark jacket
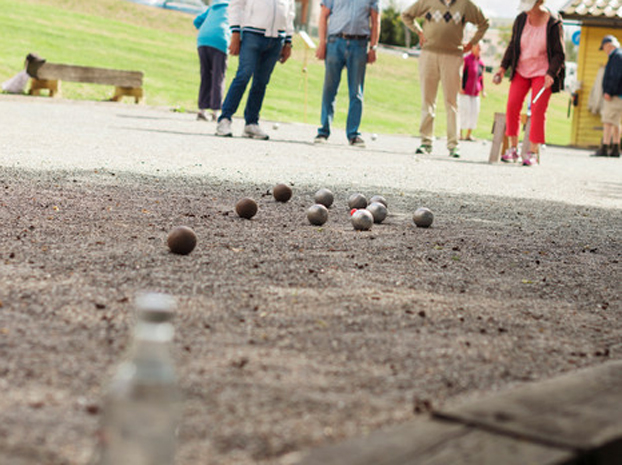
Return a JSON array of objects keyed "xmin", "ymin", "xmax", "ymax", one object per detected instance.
[
  {"xmin": 603, "ymin": 47, "xmax": 622, "ymax": 96},
  {"xmin": 500, "ymin": 10, "xmax": 566, "ymax": 93}
]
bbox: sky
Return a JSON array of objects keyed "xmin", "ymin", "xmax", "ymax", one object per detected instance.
[{"xmin": 395, "ymin": 0, "xmax": 570, "ymax": 18}]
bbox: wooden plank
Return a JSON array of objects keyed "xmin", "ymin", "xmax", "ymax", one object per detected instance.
[
  {"xmin": 435, "ymin": 361, "xmax": 622, "ymax": 454},
  {"xmin": 299, "ymin": 418, "xmax": 575, "ymax": 465},
  {"xmin": 32, "ymin": 63, "xmax": 143, "ymax": 88},
  {"xmin": 488, "ymin": 112, "xmax": 506, "ymax": 163}
]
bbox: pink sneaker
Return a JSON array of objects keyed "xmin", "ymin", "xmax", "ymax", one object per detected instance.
[
  {"xmin": 501, "ymin": 147, "xmax": 519, "ymax": 163},
  {"xmin": 522, "ymin": 153, "xmax": 539, "ymax": 166}
]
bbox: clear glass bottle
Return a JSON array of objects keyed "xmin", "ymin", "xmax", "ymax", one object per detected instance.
[{"xmin": 95, "ymin": 292, "xmax": 181, "ymax": 465}]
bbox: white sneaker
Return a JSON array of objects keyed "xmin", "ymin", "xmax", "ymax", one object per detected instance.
[
  {"xmin": 216, "ymin": 118, "xmax": 232, "ymax": 137},
  {"xmin": 243, "ymin": 124, "xmax": 269, "ymax": 140}
]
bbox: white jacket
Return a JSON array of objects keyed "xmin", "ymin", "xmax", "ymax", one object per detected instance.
[{"xmin": 229, "ymin": 0, "xmax": 295, "ymax": 41}]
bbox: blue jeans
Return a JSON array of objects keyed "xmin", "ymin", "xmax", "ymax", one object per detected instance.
[
  {"xmin": 318, "ymin": 36, "xmax": 368, "ymax": 140},
  {"xmin": 219, "ymin": 32, "xmax": 284, "ymax": 125}
]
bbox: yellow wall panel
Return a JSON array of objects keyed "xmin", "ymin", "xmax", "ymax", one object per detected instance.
[{"xmin": 572, "ymin": 25, "xmax": 622, "ymax": 147}]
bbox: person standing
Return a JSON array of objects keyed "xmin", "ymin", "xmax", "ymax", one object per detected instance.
[
  {"xmin": 314, "ymin": 0, "xmax": 381, "ymax": 148},
  {"xmin": 402, "ymin": 0, "xmax": 489, "ymax": 158},
  {"xmin": 593, "ymin": 35, "xmax": 622, "ymax": 158},
  {"xmin": 194, "ymin": 0, "xmax": 231, "ymax": 122},
  {"xmin": 493, "ymin": 0, "xmax": 565, "ymax": 166},
  {"xmin": 215, "ymin": 0, "xmax": 295, "ymax": 140},
  {"xmin": 459, "ymin": 42, "xmax": 485, "ymax": 141}
]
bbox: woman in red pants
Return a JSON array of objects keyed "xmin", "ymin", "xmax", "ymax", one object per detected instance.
[{"xmin": 493, "ymin": 0, "xmax": 565, "ymax": 166}]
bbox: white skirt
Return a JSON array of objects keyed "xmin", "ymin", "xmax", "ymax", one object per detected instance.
[{"xmin": 459, "ymin": 94, "xmax": 481, "ymax": 130}]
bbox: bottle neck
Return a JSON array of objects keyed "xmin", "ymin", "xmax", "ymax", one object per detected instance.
[{"xmin": 129, "ymin": 320, "xmax": 175, "ymax": 361}]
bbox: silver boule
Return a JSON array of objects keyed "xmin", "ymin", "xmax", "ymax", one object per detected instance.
[
  {"xmin": 273, "ymin": 122, "xmax": 280, "ymax": 130},
  {"xmin": 348, "ymin": 193, "xmax": 367, "ymax": 210},
  {"xmin": 413, "ymin": 207, "xmax": 434, "ymax": 228},
  {"xmin": 314, "ymin": 188, "xmax": 334, "ymax": 208},
  {"xmin": 371, "ymin": 133, "xmax": 378, "ymax": 141},
  {"xmin": 351, "ymin": 209, "xmax": 373, "ymax": 231},
  {"xmin": 367, "ymin": 202, "xmax": 388, "ymax": 223},
  {"xmin": 368, "ymin": 195, "xmax": 387, "ymax": 207},
  {"xmin": 307, "ymin": 204, "xmax": 329, "ymax": 226}
]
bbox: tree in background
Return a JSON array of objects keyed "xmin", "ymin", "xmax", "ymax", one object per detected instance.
[{"xmin": 380, "ymin": 1, "xmax": 417, "ymax": 48}]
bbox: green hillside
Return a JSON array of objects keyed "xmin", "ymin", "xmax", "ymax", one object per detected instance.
[{"xmin": 1, "ymin": 0, "xmax": 572, "ymax": 144}]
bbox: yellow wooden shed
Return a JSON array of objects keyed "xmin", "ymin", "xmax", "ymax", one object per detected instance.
[{"xmin": 561, "ymin": 0, "xmax": 622, "ymax": 148}]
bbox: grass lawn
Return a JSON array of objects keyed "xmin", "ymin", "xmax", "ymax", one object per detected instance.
[{"xmin": 1, "ymin": 0, "xmax": 572, "ymax": 145}]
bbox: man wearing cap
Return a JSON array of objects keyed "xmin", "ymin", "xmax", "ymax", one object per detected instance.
[
  {"xmin": 401, "ymin": 0, "xmax": 489, "ymax": 158},
  {"xmin": 594, "ymin": 35, "xmax": 622, "ymax": 158},
  {"xmin": 314, "ymin": 0, "xmax": 381, "ymax": 148}
]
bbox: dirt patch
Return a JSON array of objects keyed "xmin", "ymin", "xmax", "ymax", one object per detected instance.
[{"xmin": 0, "ymin": 167, "xmax": 620, "ymax": 464}]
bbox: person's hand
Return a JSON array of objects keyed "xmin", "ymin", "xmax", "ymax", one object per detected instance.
[
  {"xmin": 229, "ymin": 33, "xmax": 241, "ymax": 56},
  {"xmin": 463, "ymin": 42, "xmax": 472, "ymax": 54},
  {"xmin": 493, "ymin": 68, "xmax": 504, "ymax": 85},
  {"xmin": 459, "ymin": 89, "xmax": 466, "ymax": 94},
  {"xmin": 367, "ymin": 48, "xmax": 377, "ymax": 64},
  {"xmin": 417, "ymin": 32, "xmax": 426, "ymax": 46},
  {"xmin": 315, "ymin": 42, "xmax": 326, "ymax": 60},
  {"xmin": 544, "ymin": 74, "xmax": 554, "ymax": 89},
  {"xmin": 280, "ymin": 43, "xmax": 292, "ymax": 63},
  {"xmin": 482, "ymin": 90, "xmax": 487, "ymax": 98},
  {"xmin": 604, "ymin": 93, "xmax": 612, "ymax": 101}
]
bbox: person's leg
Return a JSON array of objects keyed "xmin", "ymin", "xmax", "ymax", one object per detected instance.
[
  {"xmin": 244, "ymin": 36, "xmax": 283, "ymax": 125},
  {"xmin": 198, "ymin": 46, "xmax": 213, "ymax": 112},
  {"xmin": 345, "ymin": 39, "xmax": 368, "ymax": 141},
  {"xmin": 209, "ymin": 48, "xmax": 228, "ymax": 112},
  {"xmin": 439, "ymin": 53, "xmax": 463, "ymax": 152},
  {"xmin": 502, "ymin": 73, "xmax": 530, "ymax": 161},
  {"xmin": 418, "ymin": 50, "xmax": 440, "ymax": 148},
  {"xmin": 528, "ymin": 75, "xmax": 552, "ymax": 146},
  {"xmin": 318, "ymin": 37, "xmax": 346, "ymax": 138},
  {"xmin": 219, "ymin": 32, "xmax": 262, "ymax": 122},
  {"xmin": 458, "ymin": 93, "xmax": 469, "ymax": 139}
]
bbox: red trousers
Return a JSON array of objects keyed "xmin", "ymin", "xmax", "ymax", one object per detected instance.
[{"xmin": 505, "ymin": 73, "xmax": 552, "ymax": 145}]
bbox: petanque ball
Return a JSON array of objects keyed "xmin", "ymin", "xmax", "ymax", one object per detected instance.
[
  {"xmin": 167, "ymin": 226, "xmax": 197, "ymax": 255},
  {"xmin": 368, "ymin": 195, "xmax": 387, "ymax": 208},
  {"xmin": 367, "ymin": 202, "xmax": 388, "ymax": 223},
  {"xmin": 307, "ymin": 204, "xmax": 329, "ymax": 226},
  {"xmin": 348, "ymin": 193, "xmax": 367, "ymax": 210},
  {"xmin": 351, "ymin": 209, "xmax": 373, "ymax": 231},
  {"xmin": 273, "ymin": 183, "xmax": 293, "ymax": 202},
  {"xmin": 273, "ymin": 122, "xmax": 280, "ymax": 130},
  {"xmin": 314, "ymin": 188, "xmax": 334, "ymax": 208},
  {"xmin": 413, "ymin": 207, "xmax": 434, "ymax": 228},
  {"xmin": 236, "ymin": 198, "xmax": 258, "ymax": 219},
  {"xmin": 371, "ymin": 133, "xmax": 378, "ymax": 141}
]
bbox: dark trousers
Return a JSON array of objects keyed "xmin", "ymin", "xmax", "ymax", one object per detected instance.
[
  {"xmin": 198, "ymin": 46, "xmax": 227, "ymax": 110},
  {"xmin": 219, "ymin": 32, "xmax": 284, "ymax": 125}
]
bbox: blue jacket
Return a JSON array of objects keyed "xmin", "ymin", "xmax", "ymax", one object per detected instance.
[
  {"xmin": 194, "ymin": 0, "xmax": 230, "ymax": 54},
  {"xmin": 603, "ymin": 47, "xmax": 622, "ymax": 97}
]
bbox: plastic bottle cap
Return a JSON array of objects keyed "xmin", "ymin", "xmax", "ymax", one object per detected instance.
[{"xmin": 135, "ymin": 292, "xmax": 176, "ymax": 322}]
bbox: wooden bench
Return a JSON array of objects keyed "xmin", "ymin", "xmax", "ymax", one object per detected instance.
[
  {"xmin": 26, "ymin": 58, "xmax": 144, "ymax": 103},
  {"xmin": 489, "ymin": 112, "xmax": 532, "ymax": 163}
]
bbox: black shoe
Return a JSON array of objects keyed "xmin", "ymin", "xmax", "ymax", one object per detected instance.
[
  {"xmin": 314, "ymin": 134, "xmax": 328, "ymax": 144},
  {"xmin": 610, "ymin": 144, "xmax": 620, "ymax": 158},
  {"xmin": 592, "ymin": 144, "xmax": 609, "ymax": 157},
  {"xmin": 349, "ymin": 136, "xmax": 366, "ymax": 148}
]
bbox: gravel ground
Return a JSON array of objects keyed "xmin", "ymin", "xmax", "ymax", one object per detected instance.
[{"xmin": 0, "ymin": 95, "xmax": 620, "ymax": 464}]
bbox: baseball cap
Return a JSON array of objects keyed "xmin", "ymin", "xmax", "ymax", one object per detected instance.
[
  {"xmin": 518, "ymin": 0, "xmax": 537, "ymax": 12},
  {"xmin": 599, "ymin": 35, "xmax": 620, "ymax": 50}
]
